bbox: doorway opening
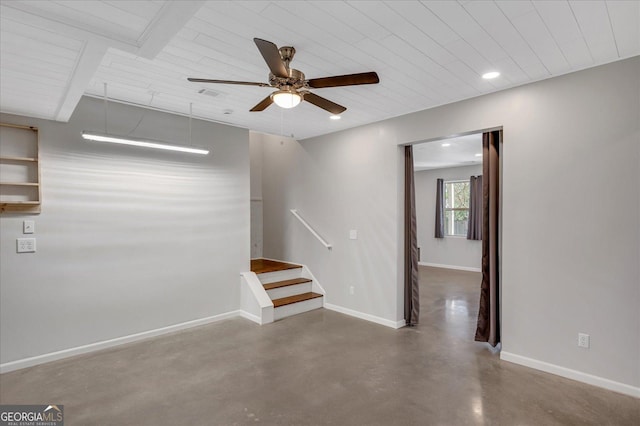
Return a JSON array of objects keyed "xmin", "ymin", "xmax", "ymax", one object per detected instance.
[
  {"xmin": 413, "ymin": 133, "xmax": 483, "ymax": 271},
  {"xmin": 405, "ymin": 129, "xmax": 502, "ymax": 348}
]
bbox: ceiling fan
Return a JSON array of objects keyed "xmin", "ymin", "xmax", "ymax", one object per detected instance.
[{"xmin": 187, "ymin": 38, "xmax": 379, "ymax": 115}]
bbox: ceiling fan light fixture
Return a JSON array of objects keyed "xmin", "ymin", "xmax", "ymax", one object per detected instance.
[{"xmin": 272, "ymin": 89, "xmax": 302, "ymax": 109}]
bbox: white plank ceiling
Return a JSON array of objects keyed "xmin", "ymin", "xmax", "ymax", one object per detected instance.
[
  {"xmin": 1, "ymin": 1, "xmax": 638, "ymax": 139},
  {"xmin": 414, "ymin": 133, "xmax": 483, "ymax": 171}
]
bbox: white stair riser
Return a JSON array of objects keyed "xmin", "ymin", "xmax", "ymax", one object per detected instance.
[
  {"xmin": 266, "ymin": 282, "xmax": 312, "ymax": 300},
  {"xmin": 274, "ymin": 297, "xmax": 323, "ymax": 321},
  {"xmin": 257, "ymin": 268, "xmax": 303, "ymax": 284}
]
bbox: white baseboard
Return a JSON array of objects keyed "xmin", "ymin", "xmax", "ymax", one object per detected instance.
[
  {"xmin": 1, "ymin": 311, "xmax": 242, "ymax": 374},
  {"xmin": 324, "ymin": 303, "xmax": 406, "ymax": 329},
  {"xmin": 419, "ymin": 262, "xmax": 481, "ymax": 273},
  {"xmin": 501, "ymin": 351, "xmax": 640, "ymax": 398},
  {"xmin": 238, "ymin": 310, "xmax": 262, "ymax": 325}
]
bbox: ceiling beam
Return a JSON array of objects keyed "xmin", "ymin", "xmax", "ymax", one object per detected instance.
[
  {"xmin": 0, "ymin": 4, "xmax": 136, "ymax": 52},
  {"xmin": 4, "ymin": 1, "xmax": 205, "ymax": 122},
  {"xmin": 136, "ymin": 1, "xmax": 206, "ymax": 59},
  {"xmin": 55, "ymin": 39, "xmax": 108, "ymax": 122}
]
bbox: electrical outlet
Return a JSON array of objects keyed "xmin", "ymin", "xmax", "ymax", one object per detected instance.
[
  {"xmin": 349, "ymin": 286, "xmax": 355, "ymax": 295},
  {"xmin": 578, "ymin": 333, "xmax": 590, "ymax": 348},
  {"xmin": 17, "ymin": 238, "xmax": 36, "ymax": 253}
]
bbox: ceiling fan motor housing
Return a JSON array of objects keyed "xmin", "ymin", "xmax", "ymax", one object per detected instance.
[{"xmin": 268, "ymin": 68, "xmax": 306, "ymax": 90}]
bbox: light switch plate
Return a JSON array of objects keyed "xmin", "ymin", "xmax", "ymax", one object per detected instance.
[
  {"xmin": 349, "ymin": 230, "xmax": 358, "ymax": 240},
  {"xmin": 23, "ymin": 220, "xmax": 35, "ymax": 234}
]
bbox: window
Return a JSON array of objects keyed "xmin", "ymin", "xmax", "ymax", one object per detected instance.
[{"xmin": 444, "ymin": 180, "xmax": 470, "ymax": 236}]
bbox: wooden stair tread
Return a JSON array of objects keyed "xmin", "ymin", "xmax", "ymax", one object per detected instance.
[
  {"xmin": 263, "ymin": 277, "xmax": 312, "ymax": 291},
  {"xmin": 251, "ymin": 258, "xmax": 302, "ymax": 274},
  {"xmin": 273, "ymin": 292, "xmax": 323, "ymax": 308}
]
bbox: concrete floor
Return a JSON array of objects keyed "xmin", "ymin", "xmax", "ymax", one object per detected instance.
[{"xmin": 1, "ymin": 266, "xmax": 638, "ymax": 425}]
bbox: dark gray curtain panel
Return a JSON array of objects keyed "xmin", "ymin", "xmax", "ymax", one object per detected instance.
[
  {"xmin": 405, "ymin": 146, "xmax": 420, "ymax": 326},
  {"xmin": 434, "ymin": 178, "xmax": 444, "ymax": 238},
  {"xmin": 475, "ymin": 130, "xmax": 501, "ymax": 347},
  {"xmin": 467, "ymin": 175, "xmax": 483, "ymax": 240}
]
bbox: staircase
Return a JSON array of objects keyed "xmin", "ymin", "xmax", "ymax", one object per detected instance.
[{"xmin": 251, "ymin": 258, "xmax": 323, "ymax": 321}]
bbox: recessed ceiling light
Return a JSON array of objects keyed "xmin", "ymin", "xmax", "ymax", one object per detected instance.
[
  {"xmin": 482, "ymin": 71, "xmax": 500, "ymax": 79},
  {"xmin": 441, "ymin": 143, "xmax": 451, "ymax": 147},
  {"xmin": 330, "ymin": 115, "xmax": 341, "ymax": 120},
  {"xmin": 475, "ymin": 153, "xmax": 482, "ymax": 157}
]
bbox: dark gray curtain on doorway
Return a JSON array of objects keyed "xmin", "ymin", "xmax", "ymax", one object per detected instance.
[
  {"xmin": 434, "ymin": 178, "xmax": 444, "ymax": 238},
  {"xmin": 475, "ymin": 130, "xmax": 501, "ymax": 347},
  {"xmin": 467, "ymin": 175, "xmax": 482, "ymax": 240},
  {"xmin": 404, "ymin": 146, "xmax": 420, "ymax": 326}
]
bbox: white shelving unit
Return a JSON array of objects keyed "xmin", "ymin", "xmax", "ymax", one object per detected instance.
[{"xmin": 0, "ymin": 123, "xmax": 41, "ymax": 214}]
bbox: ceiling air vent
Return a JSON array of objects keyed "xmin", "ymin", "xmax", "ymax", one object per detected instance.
[{"xmin": 198, "ymin": 88, "xmax": 220, "ymax": 98}]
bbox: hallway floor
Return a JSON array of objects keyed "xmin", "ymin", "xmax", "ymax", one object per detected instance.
[{"xmin": 1, "ymin": 266, "xmax": 638, "ymax": 425}]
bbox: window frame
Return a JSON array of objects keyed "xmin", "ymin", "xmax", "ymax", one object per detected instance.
[{"xmin": 443, "ymin": 179, "xmax": 470, "ymax": 237}]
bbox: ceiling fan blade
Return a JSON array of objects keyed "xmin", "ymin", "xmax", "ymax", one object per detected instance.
[
  {"xmin": 250, "ymin": 95, "xmax": 274, "ymax": 112},
  {"xmin": 307, "ymin": 72, "xmax": 379, "ymax": 88},
  {"xmin": 303, "ymin": 92, "xmax": 346, "ymax": 114},
  {"xmin": 187, "ymin": 78, "xmax": 270, "ymax": 87},
  {"xmin": 253, "ymin": 38, "xmax": 288, "ymax": 78}
]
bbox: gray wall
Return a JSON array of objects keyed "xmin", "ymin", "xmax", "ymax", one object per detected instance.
[
  {"xmin": 415, "ymin": 164, "xmax": 482, "ymax": 270},
  {"xmin": 250, "ymin": 132, "xmax": 264, "ymax": 258},
  {"xmin": 261, "ymin": 57, "xmax": 639, "ymax": 389},
  {"xmin": 0, "ymin": 97, "xmax": 250, "ymax": 364},
  {"xmin": 262, "ymin": 129, "xmax": 403, "ymax": 324}
]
